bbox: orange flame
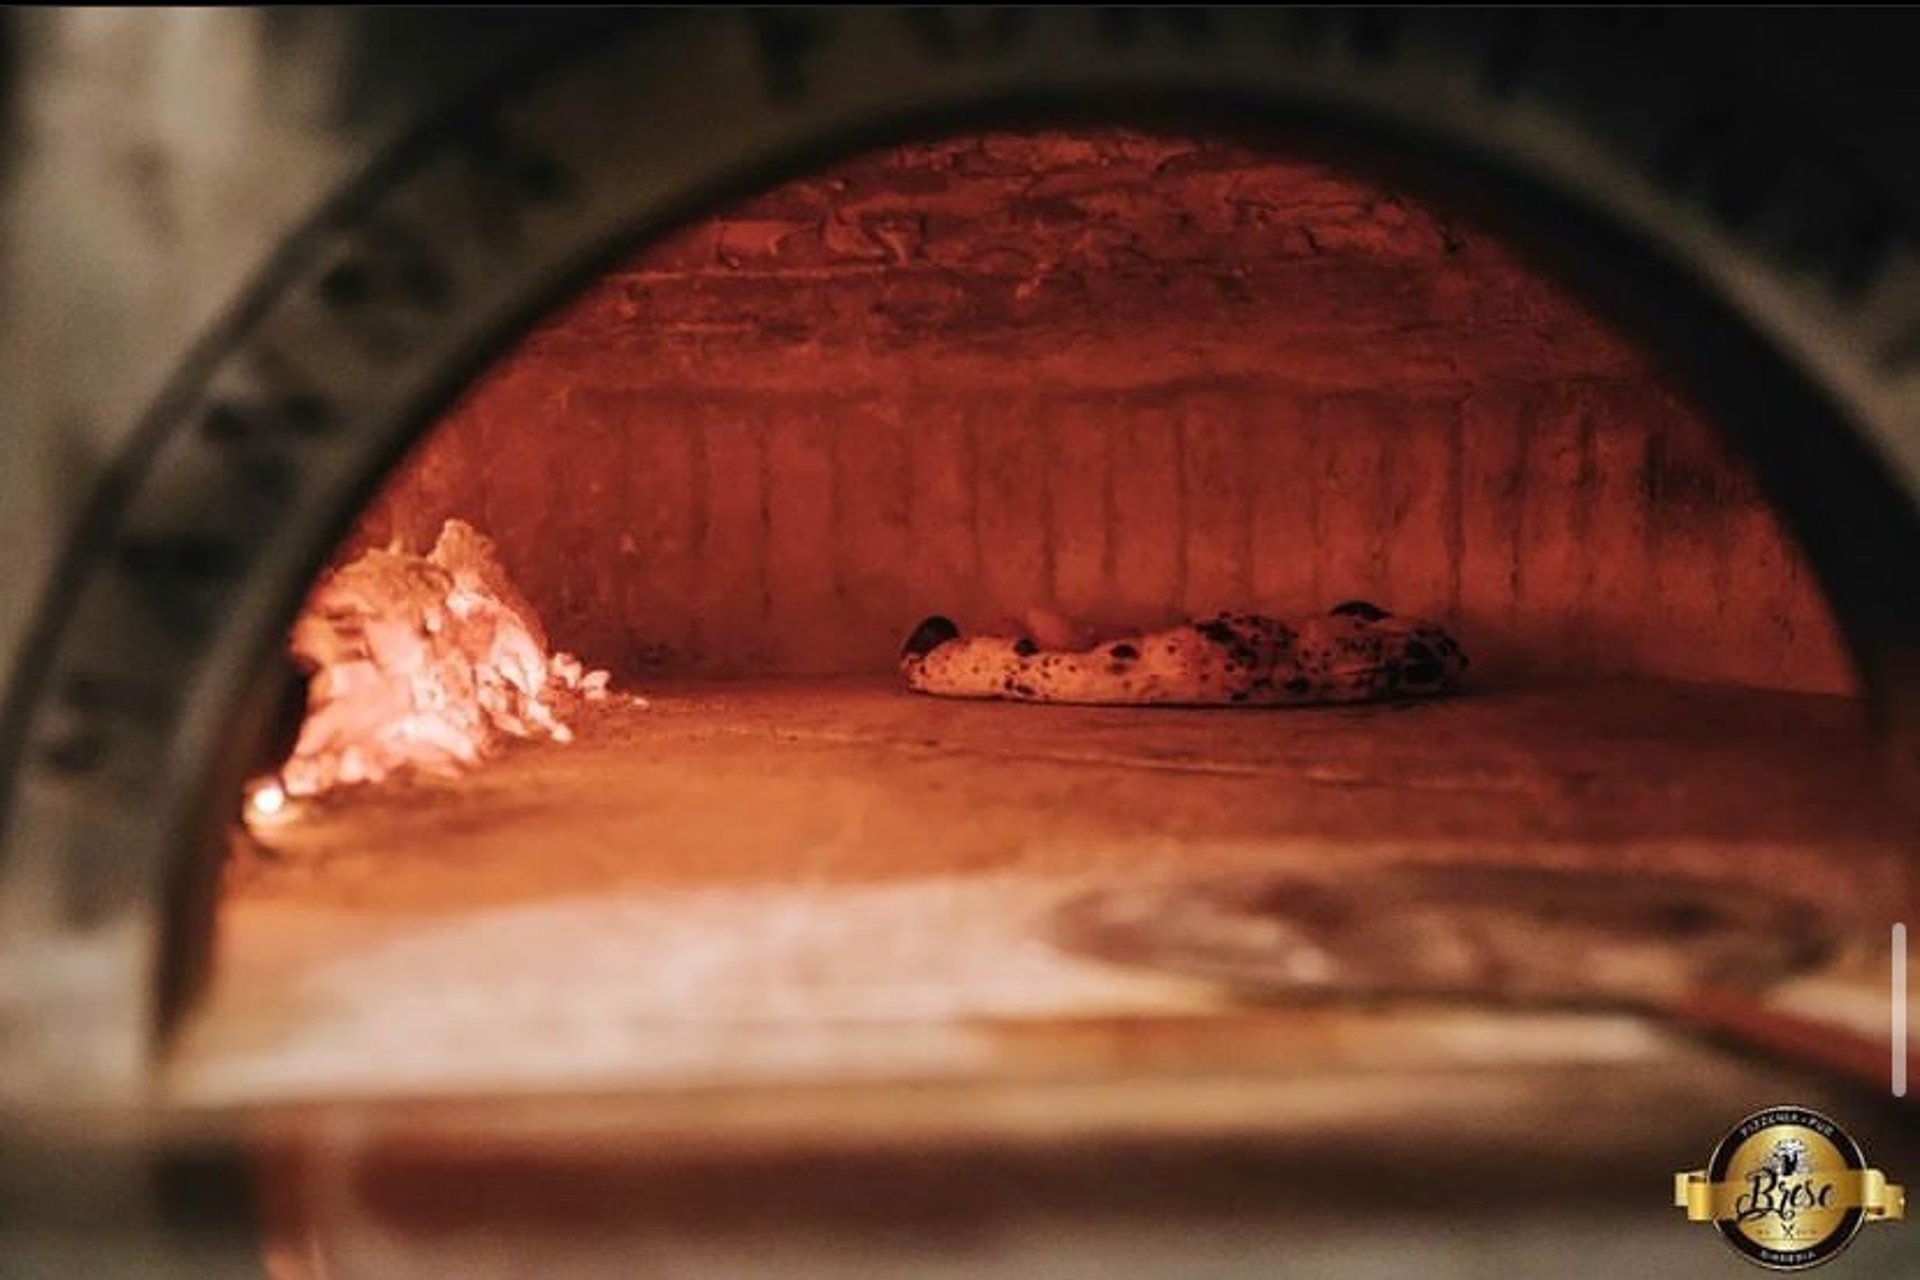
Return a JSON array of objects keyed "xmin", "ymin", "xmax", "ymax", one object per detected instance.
[{"xmin": 251, "ymin": 519, "xmax": 623, "ymax": 810}]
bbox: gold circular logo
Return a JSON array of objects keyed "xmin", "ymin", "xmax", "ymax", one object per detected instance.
[{"xmin": 1680, "ymin": 1106, "xmax": 1901, "ymax": 1270}]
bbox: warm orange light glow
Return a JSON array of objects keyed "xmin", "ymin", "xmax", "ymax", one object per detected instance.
[
  {"xmin": 256, "ymin": 519, "xmax": 621, "ymax": 805},
  {"xmin": 246, "ymin": 779, "xmax": 288, "ymax": 822}
]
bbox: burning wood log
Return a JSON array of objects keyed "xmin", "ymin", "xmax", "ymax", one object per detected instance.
[{"xmin": 257, "ymin": 519, "xmax": 621, "ymax": 807}]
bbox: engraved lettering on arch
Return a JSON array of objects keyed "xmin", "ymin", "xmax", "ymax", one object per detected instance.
[
  {"xmin": 1340, "ymin": 7, "xmax": 1404, "ymax": 60},
  {"xmin": 1874, "ymin": 315, "xmax": 1920, "ymax": 378},
  {"xmin": 1270, "ymin": 7, "xmax": 1334, "ymax": 55},
  {"xmin": 448, "ymin": 117, "xmax": 577, "ymax": 250},
  {"xmin": 112, "ymin": 530, "xmax": 248, "ymax": 644},
  {"xmin": 1651, "ymin": 102, "xmax": 1747, "ymax": 206},
  {"xmin": 901, "ymin": 8, "xmax": 1034, "ymax": 63},
  {"xmin": 198, "ymin": 346, "xmax": 336, "ymax": 505},
  {"xmin": 1769, "ymin": 174, "xmax": 1899, "ymax": 303},
  {"xmin": 33, "ymin": 670, "xmax": 174, "ymax": 779},
  {"xmin": 1096, "ymin": 7, "xmax": 1219, "ymax": 51},
  {"xmin": 1477, "ymin": 10, "xmax": 1537, "ymax": 98},
  {"xmin": 747, "ymin": 8, "xmax": 833, "ymax": 103},
  {"xmin": 1654, "ymin": 105, "xmax": 1796, "ymax": 242},
  {"xmin": 1653, "ymin": 96, "xmax": 1904, "ymax": 305},
  {"xmin": 310, "ymin": 216, "xmax": 455, "ymax": 364}
]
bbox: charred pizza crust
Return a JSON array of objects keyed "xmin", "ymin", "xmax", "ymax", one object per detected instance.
[{"xmin": 898, "ymin": 601, "xmax": 1467, "ymax": 706}]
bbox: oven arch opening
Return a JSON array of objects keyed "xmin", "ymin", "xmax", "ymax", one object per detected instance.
[{"xmin": 0, "ymin": 8, "xmax": 1913, "ymax": 1106}]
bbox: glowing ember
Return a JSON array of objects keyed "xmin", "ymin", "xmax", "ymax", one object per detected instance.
[
  {"xmin": 258, "ymin": 518, "xmax": 622, "ymax": 804},
  {"xmin": 246, "ymin": 779, "xmax": 287, "ymax": 820}
]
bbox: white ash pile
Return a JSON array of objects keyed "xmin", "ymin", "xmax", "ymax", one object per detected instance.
[{"xmin": 265, "ymin": 518, "xmax": 627, "ymax": 801}]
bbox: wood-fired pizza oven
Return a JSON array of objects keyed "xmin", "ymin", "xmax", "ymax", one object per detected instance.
[{"xmin": 0, "ymin": 10, "xmax": 1914, "ymax": 1279}]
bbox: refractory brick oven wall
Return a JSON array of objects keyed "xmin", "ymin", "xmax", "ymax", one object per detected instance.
[{"xmin": 345, "ymin": 130, "xmax": 1852, "ymax": 695}]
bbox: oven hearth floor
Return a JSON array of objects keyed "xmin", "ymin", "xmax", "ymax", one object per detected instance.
[{"xmin": 168, "ymin": 677, "xmax": 1905, "ymax": 1106}]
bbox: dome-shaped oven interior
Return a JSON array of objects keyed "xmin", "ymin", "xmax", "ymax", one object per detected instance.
[{"xmin": 174, "ymin": 129, "xmax": 1903, "ymax": 1106}]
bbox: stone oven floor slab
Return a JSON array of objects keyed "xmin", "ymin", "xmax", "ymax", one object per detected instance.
[{"xmin": 168, "ymin": 678, "xmax": 1906, "ymax": 1107}]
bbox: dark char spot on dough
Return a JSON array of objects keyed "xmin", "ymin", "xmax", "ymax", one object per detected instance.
[
  {"xmin": 1197, "ymin": 619, "xmax": 1238, "ymax": 645},
  {"xmin": 902, "ymin": 615, "xmax": 961, "ymax": 659}
]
